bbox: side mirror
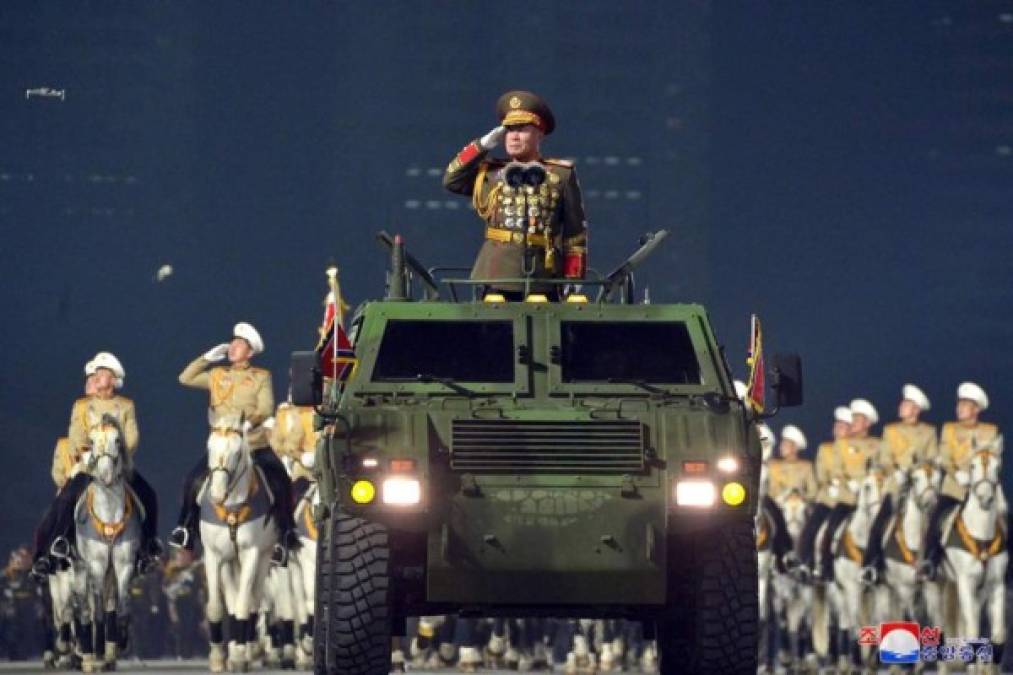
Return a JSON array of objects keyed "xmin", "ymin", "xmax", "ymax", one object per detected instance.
[
  {"xmin": 290, "ymin": 351, "xmax": 322, "ymax": 407},
  {"xmin": 770, "ymin": 353, "xmax": 803, "ymax": 408}
]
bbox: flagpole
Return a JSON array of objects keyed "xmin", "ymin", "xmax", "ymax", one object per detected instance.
[{"xmin": 326, "ymin": 266, "xmax": 339, "ymax": 404}]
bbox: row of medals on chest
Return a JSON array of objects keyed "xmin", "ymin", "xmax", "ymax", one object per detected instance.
[{"xmin": 497, "ymin": 182, "xmax": 560, "ymax": 231}]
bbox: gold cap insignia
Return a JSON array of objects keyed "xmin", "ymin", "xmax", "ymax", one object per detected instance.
[{"xmin": 509, "ymin": 96, "xmax": 522, "ymax": 109}]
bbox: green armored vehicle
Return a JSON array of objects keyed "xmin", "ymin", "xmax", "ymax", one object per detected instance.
[{"xmin": 291, "ymin": 231, "xmax": 802, "ymax": 675}]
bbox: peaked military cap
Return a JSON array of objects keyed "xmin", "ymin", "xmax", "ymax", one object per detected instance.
[{"xmin": 496, "ymin": 90, "xmax": 555, "ymax": 135}]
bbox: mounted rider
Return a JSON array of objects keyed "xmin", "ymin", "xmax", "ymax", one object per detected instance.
[
  {"xmin": 270, "ymin": 398, "xmax": 317, "ymax": 501},
  {"xmin": 862, "ymin": 384, "xmax": 936, "ymax": 577},
  {"xmin": 790, "ymin": 405, "xmax": 852, "ymax": 579},
  {"xmin": 918, "ymin": 382, "xmax": 1003, "ymax": 579},
  {"xmin": 767, "ymin": 425, "xmax": 817, "ymax": 500},
  {"xmin": 170, "ymin": 322, "xmax": 299, "ymax": 565},
  {"xmin": 32, "ymin": 352, "xmax": 162, "ymax": 577}
]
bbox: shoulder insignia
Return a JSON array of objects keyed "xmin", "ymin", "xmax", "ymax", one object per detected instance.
[
  {"xmin": 115, "ymin": 395, "xmax": 134, "ymax": 405},
  {"xmin": 250, "ymin": 367, "xmax": 269, "ymax": 376},
  {"xmin": 981, "ymin": 423, "xmax": 998, "ymax": 435},
  {"xmin": 543, "ymin": 157, "xmax": 573, "ymax": 168}
]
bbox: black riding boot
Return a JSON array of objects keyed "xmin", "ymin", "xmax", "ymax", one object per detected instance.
[
  {"xmin": 169, "ymin": 456, "xmax": 207, "ymax": 551},
  {"xmin": 918, "ymin": 494, "xmax": 959, "ymax": 579},
  {"xmin": 128, "ymin": 470, "xmax": 163, "ymax": 571},
  {"xmin": 818, "ymin": 504, "xmax": 854, "ymax": 581},
  {"xmin": 794, "ymin": 502, "xmax": 830, "ymax": 578},
  {"xmin": 861, "ymin": 495, "xmax": 893, "ymax": 584},
  {"xmin": 761, "ymin": 495, "xmax": 795, "ymax": 572},
  {"xmin": 251, "ymin": 448, "xmax": 299, "ymax": 565},
  {"xmin": 45, "ymin": 473, "xmax": 91, "ymax": 559}
]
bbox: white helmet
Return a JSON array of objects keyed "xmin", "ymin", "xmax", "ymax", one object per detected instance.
[
  {"xmin": 92, "ymin": 351, "xmax": 125, "ymax": 388},
  {"xmin": 957, "ymin": 382, "xmax": 989, "ymax": 410},
  {"xmin": 84, "ymin": 359, "xmax": 97, "ymax": 377},
  {"xmin": 902, "ymin": 383, "xmax": 931, "ymax": 411},
  {"xmin": 834, "ymin": 406, "xmax": 853, "ymax": 424},
  {"xmin": 849, "ymin": 398, "xmax": 879, "ymax": 426},
  {"xmin": 780, "ymin": 424, "xmax": 808, "ymax": 451},
  {"xmin": 233, "ymin": 322, "xmax": 264, "ymax": 355}
]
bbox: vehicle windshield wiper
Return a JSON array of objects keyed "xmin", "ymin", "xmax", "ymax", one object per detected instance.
[
  {"xmin": 606, "ymin": 378, "xmax": 669, "ymax": 395},
  {"xmin": 415, "ymin": 373, "xmax": 476, "ymax": 397}
]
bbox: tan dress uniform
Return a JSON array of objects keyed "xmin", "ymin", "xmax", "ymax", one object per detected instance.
[
  {"xmin": 834, "ymin": 436, "xmax": 881, "ymax": 506},
  {"xmin": 939, "ymin": 421, "xmax": 1001, "ymax": 500},
  {"xmin": 814, "ymin": 441, "xmax": 839, "ymax": 506},
  {"xmin": 879, "ymin": 421, "xmax": 938, "ymax": 498},
  {"xmin": 270, "ymin": 403, "xmax": 316, "ymax": 482},
  {"xmin": 50, "ymin": 437, "xmax": 74, "ymax": 490},
  {"xmin": 178, "ymin": 358, "xmax": 274, "ymax": 449},
  {"xmin": 767, "ymin": 458, "xmax": 818, "ymax": 501},
  {"xmin": 68, "ymin": 394, "xmax": 139, "ymax": 456}
]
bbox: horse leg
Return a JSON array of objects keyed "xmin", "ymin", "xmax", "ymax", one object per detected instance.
[
  {"xmin": 227, "ymin": 543, "xmax": 263, "ymax": 672},
  {"xmin": 986, "ymin": 575, "xmax": 1005, "ymax": 674},
  {"xmin": 272, "ymin": 564, "xmax": 296, "ymax": 669},
  {"xmin": 204, "ymin": 546, "xmax": 227, "ymax": 673}
]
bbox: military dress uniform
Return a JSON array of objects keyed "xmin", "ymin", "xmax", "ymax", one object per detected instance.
[
  {"xmin": 270, "ymin": 402, "xmax": 317, "ymax": 500},
  {"xmin": 172, "ymin": 323, "xmax": 298, "ymax": 561},
  {"xmin": 920, "ymin": 413, "xmax": 1003, "ymax": 575},
  {"xmin": 443, "ymin": 90, "xmax": 587, "ymax": 297},
  {"xmin": 767, "ymin": 459, "xmax": 818, "ymax": 501},
  {"xmin": 34, "ymin": 354, "xmax": 161, "ymax": 574}
]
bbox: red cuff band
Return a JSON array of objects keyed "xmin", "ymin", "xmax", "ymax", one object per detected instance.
[
  {"xmin": 456, "ymin": 142, "xmax": 481, "ymax": 166},
  {"xmin": 563, "ymin": 251, "xmax": 586, "ymax": 279}
]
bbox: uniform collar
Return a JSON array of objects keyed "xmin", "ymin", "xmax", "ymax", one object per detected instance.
[{"xmin": 230, "ymin": 361, "xmax": 251, "ymax": 371}]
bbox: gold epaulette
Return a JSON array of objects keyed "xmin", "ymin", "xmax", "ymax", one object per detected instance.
[{"xmin": 543, "ymin": 157, "xmax": 573, "ymax": 168}]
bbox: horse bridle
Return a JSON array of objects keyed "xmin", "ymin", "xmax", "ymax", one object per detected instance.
[
  {"xmin": 88, "ymin": 424, "xmax": 122, "ymax": 470},
  {"xmin": 208, "ymin": 427, "xmax": 248, "ymax": 501}
]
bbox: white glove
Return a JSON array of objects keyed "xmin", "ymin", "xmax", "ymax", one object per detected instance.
[
  {"xmin": 955, "ymin": 470, "xmax": 970, "ymax": 487},
  {"xmin": 80, "ymin": 450, "xmax": 93, "ymax": 467},
  {"xmin": 828, "ymin": 484, "xmax": 840, "ymax": 499},
  {"xmin": 894, "ymin": 469, "xmax": 907, "ymax": 486},
  {"xmin": 847, "ymin": 479, "xmax": 860, "ymax": 494},
  {"xmin": 300, "ymin": 451, "xmax": 316, "ymax": 469},
  {"xmin": 479, "ymin": 125, "xmax": 506, "ymax": 151},
  {"xmin": 202, "ymin": 343, "xmax": 230, "ymax": 362}
]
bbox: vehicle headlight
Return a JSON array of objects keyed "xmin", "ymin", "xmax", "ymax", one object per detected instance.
[
  {"xmin": 716, "ymin": 455, "xmax": 740, "ymax": 473},
  {"xmin": 350, "ymin": 480, "xmax": 376, "ymax": 504},
  {"xmin": 675, "ymin": 480, "xmax": 715, "ymax": 507},
  {"xmin": 382, "ymin": 477, "xmax": 422, "ymax": 506}
]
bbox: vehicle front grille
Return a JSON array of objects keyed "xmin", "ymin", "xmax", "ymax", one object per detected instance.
[{"xmin": 450, "ymin": 419, "xmax": 645, "ymax": 473}]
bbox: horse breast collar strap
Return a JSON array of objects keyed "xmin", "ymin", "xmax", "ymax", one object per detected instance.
[
  {"xmin": 840, "ymin": 528, "xmax": 864, "ymax": 564},
  {"xmin": 953, "ymin": 514, "xmax": 1005, "ymax": 562},
  {"xmin": 303, "ymin": 500, "xmax": 318, "ymax": 541},
  {"xmin": 87, "ymin": 487, "xmax": 132, "ymax": 542},
  {"xmin": 892, "ymin": 517, "xmax": 917, "ymax": 566},
  {"xmin": 212, "ymin": 466, "xmax": 260, "ymax": 529}
]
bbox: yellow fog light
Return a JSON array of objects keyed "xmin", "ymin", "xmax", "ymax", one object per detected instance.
[
  {"xmin": 350, "ymin": 480, "xmax": 376, "ymax": 504},
  {"xmin": 565, "ymin": 294, "xmax": 588, "ymax": 303},
  {"xmin": 722, "ymin": 481, "xmax": 746, "ymax": 506},
  {"xmin": 483, "ymin": 293, "xmax": 506, "ymax": 303},
  {"xmin": 525, "ymin": 293, "xmax": 549, "ymax": 303}
]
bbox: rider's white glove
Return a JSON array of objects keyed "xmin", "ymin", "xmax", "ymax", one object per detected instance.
[
  {"xmin": 300, "ymin": 451, "xmax": 316, "ymax": 469},
  {"xmin": 828, "ymin": 484, "xmax": 839, "ymax": 499},
  {"xmin": 479, "ymin": 125, "xmax": 506, "ymax": 151},
  {"xmin": 955, "ymin": 469, "xmax": 970, "ymax": 487},
  {"xmin": 847, "ymin": 479, "xmax": 860, "ymax": 494},
  {"xmin": 202, "ymin": 343, "xmax": 230, "ymax": 362},
  {"xmin": 894, "ymin": 469, "xmax": 907, "ymax": 486},
  {"xmin": 80, "ymin": 450, "xmax": 93, "ymax": 467}
]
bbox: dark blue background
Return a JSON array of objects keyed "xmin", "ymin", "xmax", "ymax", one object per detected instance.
[{"xmin": 1, "ymin": 2, "xmax": 1009, "ymax": 555}]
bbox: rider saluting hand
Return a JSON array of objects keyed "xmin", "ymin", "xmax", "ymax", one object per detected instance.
[{"xmin": 170, "ymin": 322, "xmax": 299, "ymax": 565}]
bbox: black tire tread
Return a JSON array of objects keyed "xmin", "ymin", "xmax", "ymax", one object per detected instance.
[{"xmin": 314, "ymin": 512, "xmax": 391, "ymax": 675}]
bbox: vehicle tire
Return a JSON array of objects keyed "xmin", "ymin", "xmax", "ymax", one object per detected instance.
[
  {"xmin": 658, "ymin": 519, "xmax": 758, "ymax": 674},
  {"xmin": 313, "ymin": 510, "xmax": 391, "ymax": 675}
]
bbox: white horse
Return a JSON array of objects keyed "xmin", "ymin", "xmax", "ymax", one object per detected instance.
[
  {"xmin": 831, "ymin": 468, "xmax": 890, "ymax": 672},
  {"xmin": 877, "ymin": 463, "xmax": 946, "ymax": 632},
  {"xmin": 939, "ymin": 449, "xmax": 1007, "ymax": 674},
  {"xmin": 74, "ymin": 413, "xmax": 142, "ymax": 673},
  {"xmin": 199, "ymin": 411, "xmax": 278, "ymax": 673},
  {"xmin": 292, "ymin": 479, "xmax": 319, "ymax": 668},
  {"xmin": 770, "ymin": 489, "xmax": 813, "ymax": 672}
]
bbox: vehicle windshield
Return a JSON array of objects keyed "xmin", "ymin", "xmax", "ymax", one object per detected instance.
[
  {"xmin": 372, "ymin": 320, "xmax": 515, "ymax": 383},
  {"xmin": 560, "ymin": 321, "xmax": 702, "ymax": 384}
]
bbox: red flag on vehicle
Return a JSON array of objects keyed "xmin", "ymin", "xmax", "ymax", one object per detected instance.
[
  {"xmin": 316, "ymin": 270, "xmax": 356, "ymax": 382},
  {"xmin": 746, "ymin": 315, "xmax": 765, "ymax": 413}
]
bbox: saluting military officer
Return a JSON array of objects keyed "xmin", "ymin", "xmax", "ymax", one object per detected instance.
[
  {"xmin": 270, "ymin": 399, "xmax": 317, "ymax": 499},
  {"xmin": 171, "ymin": 322, "xmax": 298, "ymax": 564},
  {"xmin": 443, "ymin": 90, "xmax": 588, "ymax": 299},
  {"xmin": 919, "ymin": 382, "xmax": 1002, "ymax": 579},
  {"xmin": 33, "ymin": 353, "xmax": 162, "ymax": 576},
  {"xmin": 767, "ymin": 425, "xmax": 817, "ymax": 500},
  {"xmin": 791, "ymin": 406, "xmax": 852, "ymax": 579},
  {"xmin": 862, "ymin": 384, "xmax": 936, "ymax": 580}
]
